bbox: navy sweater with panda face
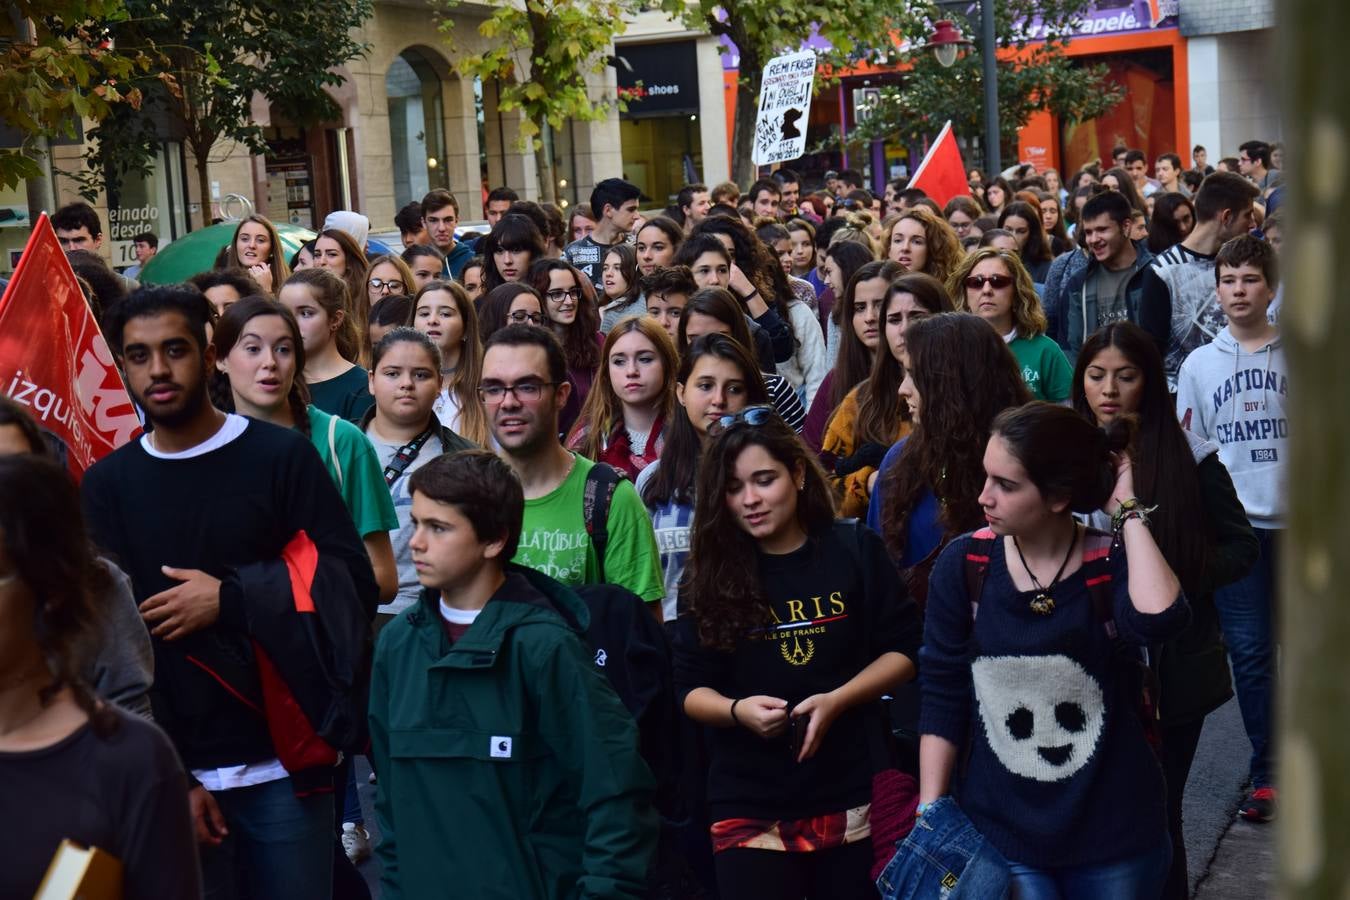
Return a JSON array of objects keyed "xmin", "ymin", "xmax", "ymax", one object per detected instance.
[{"xmin": 919, "ymin": 531, "xmax": 1190, "ymax": 869}]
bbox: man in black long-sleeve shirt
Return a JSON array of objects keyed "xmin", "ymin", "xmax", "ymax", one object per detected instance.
[{"xmin": 81, "ymin": 285, "xmax": 377, "ymax": 900}]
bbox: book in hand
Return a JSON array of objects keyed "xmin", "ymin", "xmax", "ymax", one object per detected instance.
[{"xmin": 34, "ymin": 839, "xmax": 122, "ymax": 900}]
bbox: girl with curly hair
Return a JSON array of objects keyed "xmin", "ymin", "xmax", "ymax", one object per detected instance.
[
  {"xmin": 881, "ymin": 206, "xmax": 964, "ymax": 287},
  {"xmin": 675, "ymin": 410, "xmax": 920, "ymax": 899},
  {"xmin": 950, "ymin": 247, "xmax": 1073, "ymax": 402}
]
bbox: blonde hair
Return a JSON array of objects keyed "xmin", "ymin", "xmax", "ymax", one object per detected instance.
[
  {"xmin": 566, "ymin": 315, "xmax": 678, "ymax": 461},
  {"xmin": 828, "ymin": 211, "xmax": 880, "ymax": 257},
  {"xmin": 362, "ymin": 254, "xmax": 417, "ymax": 363},
  {"xmin": 407, "ymin": 280, "xmax": 489, "ymax": 446},
  {"xmin": 948, "ymin": 247, "xmax": 1047, "ymax": 338},
  {"xmin": 284, "ymin": 267, "xmax": 363, "ymax": 365}
]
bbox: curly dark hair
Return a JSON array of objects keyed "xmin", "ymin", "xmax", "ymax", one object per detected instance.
[
  {"xmin": 526, "ymin": 258, "xmax": 602, "ymax": 371},
  {"xmin": 690, "ymin": 214, "xmax": 794, "ymax": 323},
  {"xmin": 0, "ymin": 454, "xmax": 119, "ymax": 736},
  {"xmin": 685, "ymin": 412, "xmax": 835, "ymax": 651},
  {"xmin": 880, "ymin": 313, "xmax": 1031, "ymax": 559}
]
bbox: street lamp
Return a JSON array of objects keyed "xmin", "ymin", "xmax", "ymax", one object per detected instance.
[{"xmin": 928, "ymin": 0, "xmax": 1001, "ymax": 175}]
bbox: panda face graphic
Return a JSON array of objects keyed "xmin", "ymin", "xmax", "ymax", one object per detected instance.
[{"xmin": 971, "ymin": 655, "xmax": 1105, "ymax": 782}]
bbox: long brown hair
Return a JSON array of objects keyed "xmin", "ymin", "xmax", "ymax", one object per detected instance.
[
  {"xmin": 1072, "ymin": 322, "xmax": 1209, "ymax": 589},
  {"xmin": 527, "ymin": 258, "xmax": 602, "ymax": 371},
  {"xmin": 210, "ymin": 295, "xmax": 313, "ymax": 438},
  {"xmin": 316, "ymin": 229, "xmax": 370, "ymax": 361},
  {"xmin": 568, "ymin": 316, "xmax": 678, "ymax": 460},
  {"xmin": 408, "ymin": 280, "xmax": 489, "ymax": 446},
  {"xmin": 0, "ymin": 454, "xmax": 119, "ymax": 737},
  {"xmin": 685, "ymin": 413, "xmax": 835, "ymax": 650},
  {"xmin": 854, "ymin": 273, "xmax": 954, "ymax": 446},
  {"xmin": 227, "ymin": 214, "xmax": 291, "ymax": 289},
  {"xmin": 830, "ymin": 260, "xmax": 904, "ymax": 407},
  {"xmin": 284, "ymin": 267, "xmax": 363, "ymax": 367},
  {"xmin": 880, "ymin": 313, "xmax": 1032, "ymax": 558}
]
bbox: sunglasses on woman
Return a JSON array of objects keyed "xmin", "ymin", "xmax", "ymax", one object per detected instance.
[
  {"xmin": 707, "ymin": 404, "xmax": 777, "ymax": 437},
  {"xmin": 965, "ymin": 274, "xmax": 1013, "ymax": 290}
]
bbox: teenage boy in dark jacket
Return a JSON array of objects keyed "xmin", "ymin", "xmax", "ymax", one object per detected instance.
[{"xmin": 369, "ymin": 449, "xmax": 658, "ymax": 900}]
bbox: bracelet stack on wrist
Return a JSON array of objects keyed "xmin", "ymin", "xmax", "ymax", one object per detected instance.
[{"xmin": 1111, "ymin": 497, "xmax": 1158, "ymax": 535}]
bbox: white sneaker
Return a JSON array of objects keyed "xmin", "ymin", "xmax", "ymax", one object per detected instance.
[{"xmin": 342, "ymin": 822, "xmax": 371, "ymax": 863}]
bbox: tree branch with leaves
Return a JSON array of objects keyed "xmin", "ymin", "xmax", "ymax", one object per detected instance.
[{"xmin": 438, "ymin": 0, "xmax": 637, "ymax": 204}]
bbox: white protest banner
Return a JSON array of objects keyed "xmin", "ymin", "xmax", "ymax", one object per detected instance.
[{"xmin": 752, "ymin": 49, "xmax": 817, "ymax": 167}]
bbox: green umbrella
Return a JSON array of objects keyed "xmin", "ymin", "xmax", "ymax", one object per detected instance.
[{"xmin": 137, "ymin": 222, "xmax": 316, "ymax": 285}]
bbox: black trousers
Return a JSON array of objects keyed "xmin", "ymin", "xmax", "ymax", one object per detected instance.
[
  {"xmin": 1159, "ymin": 718, "xmax": 1206, "ymax": 900},
  {"xmin": 714, "ymin": 840, "xmax": 876, "ymax": 899}
]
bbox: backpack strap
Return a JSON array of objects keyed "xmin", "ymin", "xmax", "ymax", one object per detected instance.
[
  {"xmin": 583, "ymin": 462, "xmax": 626, "ymax": 582},
  {"xmin": 327, "ymin": 413, "xmax": 344, "ymax": 493},
  {"xmin": 382, "ymin": 424, "xmax": 437, "ymax": 487},
  {"xmin": 962, "ymin": 527, "xmax": 998, "ymax": 621}
]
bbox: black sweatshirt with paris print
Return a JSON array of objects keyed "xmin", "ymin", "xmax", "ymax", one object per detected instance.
[{"xmin": 673, "ymin": 521, "xmax": 921, "ymax": 821}]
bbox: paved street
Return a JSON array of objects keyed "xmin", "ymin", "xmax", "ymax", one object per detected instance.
[{"xmin": 350, "ymin": 695, "xmax": 1271, "ymax": 897}]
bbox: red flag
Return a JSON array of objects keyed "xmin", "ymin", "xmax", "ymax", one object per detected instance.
[
  {"xmin": 0, "ymin": 214, "xmax": 142, "ymax": 478},
  {"xmin": 909, "ymin": 121, "xmax": 970, "ymax": 208}
]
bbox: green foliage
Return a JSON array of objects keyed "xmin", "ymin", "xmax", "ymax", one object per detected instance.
[
  {"xmin": 0, "ymin": 0, "xmax": 157, "ymax": 189},
  {"xmin": 75, "ymin": 0, "xmax": 373, "ymax": 205},
  {"xmin": 845, "ymin": 0, "xmax": 1125, "ymax": 154},
  {"xmin": 438, "ymin": 0, "xmax": 640, "ymax": 202},
  {"xmin": 658, "ymin": 0, "xmax": 901, "ymax": 182}
]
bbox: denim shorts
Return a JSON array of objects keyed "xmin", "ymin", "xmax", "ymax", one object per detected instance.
[{"xmin": 875, "ymin": 796, "xmax": 1009, "ymax": 900}]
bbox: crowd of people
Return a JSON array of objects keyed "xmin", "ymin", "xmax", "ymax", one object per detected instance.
[{"xmin": 3, "ymin": 137, "xmax": 1288, "ymax": 900}]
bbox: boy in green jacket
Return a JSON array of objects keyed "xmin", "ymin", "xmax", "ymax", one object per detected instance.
[{"xmin": 369, "ymin": 449, "xmax": 658, "ymax": 899}]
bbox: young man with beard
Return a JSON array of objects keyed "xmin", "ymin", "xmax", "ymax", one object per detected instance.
[
  {"xmin": 1138, "ymin": 171, "xmax": 1260, "ymax": 391},
  {"xmin": 479, "ymin": 325, "xmax": 663, "ymax": 607},
  {"xmin": 1049, "ymin": 190, "xmax": 1160, "ymax": 360},
  {"xmin": 80, "ymin": 285, "xmax": 378, "ymax": 900}
]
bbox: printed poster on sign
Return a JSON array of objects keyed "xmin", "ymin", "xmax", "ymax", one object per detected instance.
[{"xmin": 752, "ymin": 49, "xmax": 817, "ymax": 167}]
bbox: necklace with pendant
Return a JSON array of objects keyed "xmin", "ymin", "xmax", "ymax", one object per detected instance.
[{"xmin": 1013, "ymin": 523, "xmax": 1079, "ymax": 616}]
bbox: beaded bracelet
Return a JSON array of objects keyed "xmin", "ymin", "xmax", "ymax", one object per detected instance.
[{"xmin": 1111, "ymin": 497, "xmax": 1159, "ymax": 535}]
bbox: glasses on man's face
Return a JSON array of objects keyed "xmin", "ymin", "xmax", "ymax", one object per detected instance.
[
  {"xmin": 707, "ymin": 404, "xmax": 777, "ymax": 437},
  {"xmin": 478, "ymin": 379, "xmax": 558, "ymax": 404},
  {"xmin": 965, "ymin": 274, "xmax": 1013, "ymax": 291},
  {"xmin": 507, "ymin": 310, "xmax": 545, "ymax": 326},
  {"xmin": 545, "ymin": 288, "xmax": 583, "ymax": 304},
  {"xmin": 369, "ymin": 278, "xmax": 405, "ymax": 293}
]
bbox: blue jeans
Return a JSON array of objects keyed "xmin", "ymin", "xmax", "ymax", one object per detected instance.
[
  {"xmin": 1214, "ymin": 526, "xmax": 1279, "ymax": 788},
  {"xmin": 876, "ymin": 796, "xmax": 1010, "ymax": 900},
  {"xmin": 200, "ymin": 776, "xmax": 334, "ymax": 900},
  {"xmin": 1007, "ymin": 833, "xmax": 1170, "ymax": 900}
]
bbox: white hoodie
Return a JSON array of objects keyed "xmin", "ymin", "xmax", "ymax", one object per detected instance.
[{"xmin": 1175, "ymin": 327, "xmax": 1287, "ymax": 528}]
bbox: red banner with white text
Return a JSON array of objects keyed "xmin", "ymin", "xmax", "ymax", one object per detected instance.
[{"xmin": 0, "ymin": 214, "xmax": 142, "ymax": 478}]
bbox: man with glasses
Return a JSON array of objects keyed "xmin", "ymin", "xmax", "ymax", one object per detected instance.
[
  {"xmin": 421, "ymin": 189, "xmax": 474, "ymax": 279},
  {"xmin": 1238, "ymin": 141, "xmax": 1281, "ymax": 194},
  {"xmin": 479, "ymin": 325, "xmax": 663, "ymax": 607}
]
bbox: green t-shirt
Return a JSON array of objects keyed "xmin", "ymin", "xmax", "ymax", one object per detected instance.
[
  {"xmin": 308, "ymin": 405, "xmax": 398, "ymax": 537},
  {"xmin": 1008, "ymin": 334, "xmax": 1073, "ymax": 403},
  {"xmin": 514, "ymin": 454, "xmax": 664, "ymax": 603},
  {"xmin": 308, "ymin": 365, "xmax": 374, "ymax": 424}
]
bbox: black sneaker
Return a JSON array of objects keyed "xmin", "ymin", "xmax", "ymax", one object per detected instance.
[{"xmin": 1239, "ymin": 786, "xmax": 1276, "ymax": 823}]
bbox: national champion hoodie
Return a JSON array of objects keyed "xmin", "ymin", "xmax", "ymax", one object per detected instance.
[{"xmin": 1175, "ymin": 326, "xmax": 1288, "ymax": 528}]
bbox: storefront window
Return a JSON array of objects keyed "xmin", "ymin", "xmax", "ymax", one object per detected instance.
[
  {"xmin": 387, "ymin": 50, "xmax": 449, "ymax": 210},
  {"xmin": 616, "ymin": 41, "xmax": 703, "ymax": 208},
  {"xmin": 106, "ymin": 142, "xmax": 186, "ymax": 267}
]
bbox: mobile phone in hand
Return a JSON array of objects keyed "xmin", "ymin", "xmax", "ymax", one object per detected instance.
[{"xmin": 789, "ymin": 712, "xmax": 807, "ymax": 759}]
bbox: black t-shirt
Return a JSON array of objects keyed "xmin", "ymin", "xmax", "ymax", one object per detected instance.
[
  {"xmin": 672, "ymin": 522, "xmax": 921, "ymax": 820},
  {"xmin": 564, "ymin": 235, "xmax": 621, "ymax": 287},
  {"xmin": 0, "ymin": 709, "xmax": 201, "ymax": 899},
  {"xmin": 80, "ymin": 419, "xmax": 377, "ymax": 769}
]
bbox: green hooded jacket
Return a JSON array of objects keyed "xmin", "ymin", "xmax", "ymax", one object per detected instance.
[{"xmin": 369, "ymin": 566, "xmax": 658, "ymax": 900}]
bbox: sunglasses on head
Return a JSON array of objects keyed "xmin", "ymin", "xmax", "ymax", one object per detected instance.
[
  {"xmin": 707, "ymin": 404, "xmax": 777, "ymax": 437},
  {"xmin": 965, "ymin": 274, "xmax": 1013, "ymax": 290}
]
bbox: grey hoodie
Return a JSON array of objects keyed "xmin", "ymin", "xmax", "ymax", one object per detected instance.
[{"xmin": 1175, "ymin": 327, "xmax": 1287, "ymax": 528}]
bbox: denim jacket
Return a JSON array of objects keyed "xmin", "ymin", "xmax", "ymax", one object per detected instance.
[{"xmin": 876, "ymin": 796, "xmax": 1009, "ymax": 900}]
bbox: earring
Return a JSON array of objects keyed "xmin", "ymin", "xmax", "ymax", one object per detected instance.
[{"xmin": 797, "ymin": 480, "xmax": 805, "ymax": 491}]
